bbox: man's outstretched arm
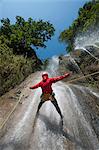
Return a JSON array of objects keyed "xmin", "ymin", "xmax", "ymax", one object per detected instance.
[
  {"xmin": 51, "ymin": 73, "xmax": 70, "ymax": 83},
  {"xmin": 29, "ymin": 82, "xmax": 41, "ymax": 89}
]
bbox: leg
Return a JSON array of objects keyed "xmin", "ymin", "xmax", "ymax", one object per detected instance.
[
  {"xmin": 51, "ymin": 98, "xmax": 63, "ymax": 119},
  {"xmin": 33, "ymin": 100, "xmax": 45, "ymax": 130},
  {"xmin": 36, "ymin": 100, "xmax": 45, "ymax": 114}
]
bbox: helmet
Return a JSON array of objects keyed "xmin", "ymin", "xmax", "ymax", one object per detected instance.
[{"xmin": 42, "ymin": 72, "xmax": 48, "ymax": 76}]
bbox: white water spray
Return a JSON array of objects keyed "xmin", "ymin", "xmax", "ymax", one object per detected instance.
[
  {"xmin": 46, "ymin": 56, "xmax": 59, "ymax": 76},
  {"xmin": 74, "ymin": 27, "xmax": 99, "ymax": 49}
]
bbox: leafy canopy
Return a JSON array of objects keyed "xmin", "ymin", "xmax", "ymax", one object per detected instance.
[{"xmin": 0, "ymin": 16, "xmax": 55, "ymax": 57}]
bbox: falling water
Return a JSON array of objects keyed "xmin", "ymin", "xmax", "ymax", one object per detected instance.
[
  {"xmin": 46, "ymin": 56, "xmax": 59, "ymax": 76},
  {"xmin": 74, "ymin": 27, "xmax": 99, "ymax": 61},
  {"xmin": 74, "ymin": 27, "xmax": 99, "ymax": 49}
]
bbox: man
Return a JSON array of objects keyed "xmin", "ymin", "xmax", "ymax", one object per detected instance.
[{"xmin": 30, "ymin": 72, "xmax": 70, "ymax": 125}]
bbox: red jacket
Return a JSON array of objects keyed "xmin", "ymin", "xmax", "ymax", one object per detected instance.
[{"xmin": 30, "ymin": 73, "xmax": 70, "ymax": 94}]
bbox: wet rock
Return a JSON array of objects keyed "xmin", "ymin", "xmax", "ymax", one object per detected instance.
[
  {"xmin": 13, "ymin": 90, "xmax": 21, "ymax": 98},
  {"xmin": 25, "ymin": 95, "xmax": 29, "ymax": 98},
  {"xmin": 70, "ymin": 85, "xmax": 99, "ymax": 139},
  {"xmin": 16, "ymin": 90, "xmax": 21, "ymax": 94},
  {"xmin": 9, "ymin": 96, "xmax": 18, "ymax": 100},
  {"xmin": 58, "ymin": 55, "xmax": 87, "ymax": 85}
]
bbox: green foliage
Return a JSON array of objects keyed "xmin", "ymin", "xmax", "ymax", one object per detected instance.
[
  {"xmin": 0, "ymin": 16, "xmax": 55, "ymax": 57},
  {"xmin": 59, "ymin": 1, "xmax": 99, "ymax": 52},
  {"xmin": 0, "ymin": 42, "xmax": 34, "ymax": 95}
]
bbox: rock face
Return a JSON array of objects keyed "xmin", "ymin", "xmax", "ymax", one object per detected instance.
[
  {"xmin": 58, "ymin": 46, "xmax": 99, "ymax": 89},
  {"xmin": 70, "ymin": 85, "xmax": 99, "ymax": 139},
  {"xmin": 58, "ymin": 50, "xmax": 99, "ymax": 140},
  {"xmin": 72, "ymin": 46, "xmax": 99, "ymax": 89},
  {"xmin": 31, "ymin": 48, "xmax": 42, "ymax": 70},
  {"xmin": 58, "ymin": 55, "xmax": 87, "ymax": 85}
]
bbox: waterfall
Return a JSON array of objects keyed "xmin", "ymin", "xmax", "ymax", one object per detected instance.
[
  {"xmin": 0, "ymin": 57, "xmax": 99, "ymax": 150},
  {"xmin": 74, "ymin": 27, "xmax": 99, "ymax": 49},
  {"xmin": 46, "ymin": 56, "xmax": 59, "ymax": 76}
]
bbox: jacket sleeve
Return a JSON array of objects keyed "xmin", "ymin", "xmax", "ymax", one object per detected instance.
[
  {"xmin": 51, "ymin": 73, "xmax": 70, "ymax": 83},
  {"xmin": 30, "ymin": 82, "xmax": 41, "ymax": 89}
]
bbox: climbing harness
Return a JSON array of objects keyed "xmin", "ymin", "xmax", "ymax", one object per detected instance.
[{"xmin": 40, "ymin": 92, "xmax": 55, "ymax": 101}]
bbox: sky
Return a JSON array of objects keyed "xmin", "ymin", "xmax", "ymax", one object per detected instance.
[{"xmin": 0, "ymin": 0, "xmax": 90, "ymax": 60}]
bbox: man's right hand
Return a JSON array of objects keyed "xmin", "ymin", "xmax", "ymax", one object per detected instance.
[{"xmin": 64, "ymin": 73, "xmax": 70, "ymax": 77}]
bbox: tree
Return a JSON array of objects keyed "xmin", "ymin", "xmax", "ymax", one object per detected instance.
[
  {"xmin": 59, "ymin": 1, "xmax": 99, "ymax": 52},
  {"xmin": 0, "ymin": 16, "xmax": 55, "ymax": 57}
]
